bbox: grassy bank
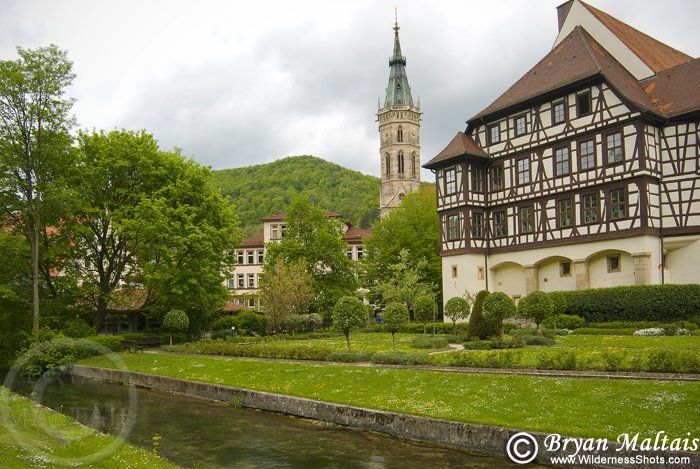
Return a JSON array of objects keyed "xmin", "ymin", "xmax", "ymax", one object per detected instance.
[
  {"xmin": 79, "ymin": 353, "xmax": 700, "ymax": 442},
  {"xmin": 0, "ymin": 387, "xmax": 178, "ymax": 468}
]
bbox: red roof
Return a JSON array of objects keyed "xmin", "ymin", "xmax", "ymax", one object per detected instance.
[
  {"xmin": 424, "ymin": 131, "xmax": 488, "ymax": 169},
  {"xmin": 343, "ymin": 226, "xmax": 372, "ymax": 244},
  {"xmin": 642, "ymin": 59, "xmax": 700, "ymax": 118},
  {"xmin": 241, "ymin": 234, "xmax": 264, "ymax": 247}
]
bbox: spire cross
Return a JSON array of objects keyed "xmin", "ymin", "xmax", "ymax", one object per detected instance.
[{"xmin": 394, "ymin": 8, "xmax": 399, "ymax": 33}]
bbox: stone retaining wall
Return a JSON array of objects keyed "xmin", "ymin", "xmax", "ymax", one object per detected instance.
[{"xmin": 71, "ymin": 365, "xmax": 698, "ymax": 468}]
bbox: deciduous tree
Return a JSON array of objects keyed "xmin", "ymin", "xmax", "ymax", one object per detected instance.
[
  {"xmin": 0, "ymin": 45, "xmax": 76, "ymax": 335},
  {"xmin": 162, "ymin": 309, "xmax": 189, "ymax": 346},
  {"xmin": 444, "ymin": 296, "xmax": 471, "ymax": 331},
  {"xmin": 259, "ymin": 259, "xmax": 314, "ymax": 333},
  {"xmin": 332, "ymin": 296, "xmax": 367, "ymax": 351},
  {"xmin": 518, "ymin": 291, "xmax": 553, "ymax": 331},
  {"xmin": 482, "ymin": 292, "xmax": 516, "ymax": 337},
  {"xmin": 382, "ymin": 302, "xmax": 409, "ymax": 351}
]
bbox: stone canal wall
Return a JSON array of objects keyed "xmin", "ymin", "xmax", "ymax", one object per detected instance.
[{"xmin": 70, "ymin": 365, "xmax": 698, "ymax": 468}]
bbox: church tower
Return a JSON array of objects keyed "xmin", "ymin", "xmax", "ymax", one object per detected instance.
[{"xmin": 378, "ymin": 15, "xmax": 421, "ymax": 217}]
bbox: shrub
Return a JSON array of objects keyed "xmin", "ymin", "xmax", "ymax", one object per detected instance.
[
  {"xmin": 18, "ymin": 336, "xmax": 117, "ymax": 375},
  {"xmin": 522, "ymin": 335, "xmax": 556, "ymax": 346},
  {"xmin": 536, "ymin": 350, "xmax": 577, "ymax": 370},
  {"xmin": 86, "ymin": 335, "xmax": 124, "ymax": 351},
  {"xmin": 212, "ymin": 311, "xmax": 267, "ymax": 336},
  {"xmin": 327, "ymin": 351, "xmax": 375, "ymax": 363},
  {"xmin": 172, "ymin": 339, "xmax": 332, "ymax": 361},
  {"xmin": 163, "ymin": 309, "xmax": 190, "ymax": 346},
  {"xmin": 517, "ymin": 291, "xmax": 553, "ymax": 330},
  {"xmin": 548, "ymin": 292, "xmax": 568, "ymax": 329},
  {"xmin": 282, "ymin": 314, "xmax": 307, "ymax": 335},
  {"xmin": 410, "ymin": 337, "xmax": 449, "ymax": 349},
  {"xmin": 444, "ymin": 350, "xmax": 521, "ymax": 368},
  {"xmin": 61, "ymin": 318, "xmax": 95, "ymax": 338},
  {"xmin": 543, "ymin": 314, "xmax": 585, "ymax": 330},
  {"xmin": 602, "ymin": 350, "xmax": 625, "ymax": 371},
  {"xmin": 463, "ymin": 339, "xmax": 523, "ymax": 350},
  {"xmin": 482, "ymin": 292, "xmax": 515, "ymax": 336},
  {"xmin": 371, "ymin": 352, "xmax": 429, "ymax": 365},
  {"xmin": 560, "ymin": 284, "xmax": 700, "ymax": 322},
  {"xmin": 572, "ymin": 328, "xmax": 635, "ymax": 335},
  {"xmin": 413, "ymin": 295, "xmax": 436, "ymax": 333},
  {"xmin": 468, "ymin": 290, "xmax": 498, "ymax": 340}
]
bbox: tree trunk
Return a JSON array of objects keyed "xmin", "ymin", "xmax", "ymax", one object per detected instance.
[
  {"xmin": 31, "ymin": 221, "xmax": 40, "ymax": 336},
  {"xmin": 94, "ymin": 296, "xmax": 109, "ymax": 333},
  {"xmin": 345, "ymin": 332, "xmax": 351, "ymax": 351},
  {"xmin": 392, "ymin": 332, "xmax": 396, "ymax": 352}
]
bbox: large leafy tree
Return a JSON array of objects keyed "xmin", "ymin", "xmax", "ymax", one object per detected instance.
[
  {"xmin": 259, "ymin": 259, "xmax": 315, "ymax": 333},
  {"xmin": 372, "ymin": 249, "xmax": 433, "ymax": 316},
  {"xmin": 362, "ymin": 187, "xmax": 441, "ymax": 309},
  {"xmin": 264, "ymin": 195, "xmax": 357, "ymax": 318},
  {"xmin": 63, "ymin": 130, "xmax": 240, "ymax": 331},
  {"xmin": 0, "ymin": 45, "xmax": 76, "ymax": 335}
]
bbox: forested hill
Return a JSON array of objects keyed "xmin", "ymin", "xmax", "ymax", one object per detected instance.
[{"xmin": 211, "ymin": 156, "xmax": 380, "ymax": 235}]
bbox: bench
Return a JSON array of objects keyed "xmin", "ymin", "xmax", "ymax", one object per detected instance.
[{"xmin": 121, "ymin": 337, "xmax": 162, "ymax": 353}]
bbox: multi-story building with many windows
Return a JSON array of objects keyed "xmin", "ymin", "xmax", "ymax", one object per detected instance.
[
  {"xmin": 227, "ymin": 212, "xmax": 370, "ymax": 310},
  {"xmin": 424, "ymin": 0, "xmax": 700, "ymax": 303}
]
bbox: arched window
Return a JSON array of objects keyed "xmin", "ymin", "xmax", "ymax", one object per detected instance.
[
  {"xmin": 411, "ymin": 152, "xmax": 417, "ymax": 177},
  {"xmin": 398, "ymin": 151, "xmax": 405, "ymax": 175},
  {"xmin": 397, "ymin": 126, "xmax": 403, "ymax": 143},
  {"xmin": 385, "ymin": 153, "xmax": 391, "ymax": 177}
]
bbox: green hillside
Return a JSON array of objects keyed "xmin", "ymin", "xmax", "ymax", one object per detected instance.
[{"xmin": 211, "ymin": 156, "xmax": 380, "ymax": 235}]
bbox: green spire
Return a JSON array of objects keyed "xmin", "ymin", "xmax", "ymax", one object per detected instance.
[{"xmin": 383, "ymin": 15, "xmax": 414, "ymax": 108}]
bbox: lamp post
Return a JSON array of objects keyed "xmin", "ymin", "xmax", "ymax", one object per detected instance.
[{"xmin": 231, "ymin": 326, "xmax": 236, "ymax": 340}]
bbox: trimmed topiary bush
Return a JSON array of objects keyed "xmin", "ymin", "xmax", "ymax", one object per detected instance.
[
  {"xmin": 482, "ymin": 292, "xmax": 515, "ymax": 337},
  {"xmin": 382, "ymin": 302, "xmax": 410, "ymax": 351},
  {"xmin": 444, "ymin": 296, "xmax": 470, "ymax": 330},
  {"xmin": 468, "ymin": 290, "xmax": 497, "ymax": 340},
  {"xmin": 163, "ymin": 309, "xmax": 190, "ymax": 346},
  {"xmin": 371, "ymin": 351, "xmax": 429, "ymax": 365},
  {"xmin": 410, "ymin": 337, "xmax": 449, "ymax": 349},
  {"xmin": 517, "ymin": 291, "xmax": 553, "ymax": 330},
  {"xmin": 413, "ymin": 295, "xmax": 436, "ymax": 333},
  {"xmin": 332, "ymin": 296, "xmax": 368, "ymax": 351}
]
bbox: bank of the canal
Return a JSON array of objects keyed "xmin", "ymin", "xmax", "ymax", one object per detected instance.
[{"xmin": 71, "ymin": 363, "xmax": 699, "ymax": 468}]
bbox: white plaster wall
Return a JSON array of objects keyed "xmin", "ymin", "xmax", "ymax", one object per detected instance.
[
  {"xmin": 491, "ymin": 262, "xmax": 526, "ymax": 299},
  {"xmin": 588, "ymin": 251, "xmax": 635, "ymax": 288},
  {"xmin": 665, "ymin": 237, "xmax": 700, "ymax": 284},
  {"xmin": 538, "ymin": 258, "xmax": 577, "ymax": 292}
]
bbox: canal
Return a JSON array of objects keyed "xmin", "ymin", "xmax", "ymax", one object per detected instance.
[{"xmin": 4, "ymin": 372, "xmax": 532, "ymax": 468}]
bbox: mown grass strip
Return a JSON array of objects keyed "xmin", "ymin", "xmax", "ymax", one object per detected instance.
[
  {"xmin": 0, "ymin": 387, "xmax": 178, "ymax": 468},
  {"xmin": 79, "ymin": 353, "xmax": 700, "ymax": 442}
]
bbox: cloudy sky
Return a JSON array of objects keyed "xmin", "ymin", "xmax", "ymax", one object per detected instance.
[{"xmin": 2, "ymin": 0, "xmax": 699, "ymax": 179}]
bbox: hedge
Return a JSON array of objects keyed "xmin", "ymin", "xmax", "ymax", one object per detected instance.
[{"xmin": 558, "ymin": 284, "xmax": 700, "ymax": 323}]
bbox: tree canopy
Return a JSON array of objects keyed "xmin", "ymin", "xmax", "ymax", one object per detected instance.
[
  {"xmin": 259, "ymin": 259, "xmax": 315, "ymax": 333},
  {"xmin": 362, "ymin": 187, "xmax": 441, "ymax": 310},
  {"xmin": 211, "ymin": 156, "xmax": 380, "ymax": 235},
  {"xmin": 264, "ymin": 194, "xmax": 357, "ymax": 317},
  {"xmin": 332, "ymin": 296, "xmax": 367, "ymax": 351}
]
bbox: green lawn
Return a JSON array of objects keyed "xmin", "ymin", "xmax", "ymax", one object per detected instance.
[
  {"xmin": 555, "ymin": 334, "xmax": 700, "ymax": 349},
  {"xmin": 79, "ymin": 352, "xmax": 699, "ymax": 442},
  {"xmin": 0, "ymin": 387, "xmax": 178, "ymax": 468},
  {"xmin": 262, "ymin": 332, "xmax": 443, "ymax": 352}
]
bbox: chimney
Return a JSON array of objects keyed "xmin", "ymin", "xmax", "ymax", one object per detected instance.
[{"xmin": 557, "ymin": 0, "xmax": 575, "ymax": 32}]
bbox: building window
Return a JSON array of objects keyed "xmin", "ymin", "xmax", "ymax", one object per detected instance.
[
  {"xmin": 237, "ymin": 250, "xmax": 244, "ymax": 264},
  {"xmin": 248, "ymin": 298, "xmax": 256, "ymax": 308},
  {"xmin": 228, "ymin": 278, "xmax": 235, "ymax": 289},
  {"xmin": 247, "ymin": 250, "xmax": 254, "ymax": 265},
  {"xmin": 238, "ymin": 298, "xmax": 244, "ymax": 306},
  {"xmin": 519, "ymin": 206, "xmax": 534, "ymax": 234},
  {"xmin": 605, "ymin": 132, "xmax": 623, "ymax": 164},
  {"xmin": 257, "ymin": 250, "xmax": 264, "ymax": 264},
  {"xmin": 517, "ymin": 158, "xmax": 530, "ymax": 185},
  {"xmin": 488, "ymin": 124, "xmax": 500, "ymax": 144},
  {"xmin": 577, "ymin": 91, "xmax": 591, "ymax": 116},
  {"xmin": 607, "ymin": 254, "xmax": 621, "ymax": 273},
  {"xmin": 447, "ymin": 214, "xmax": 459, "ymax": 241},
  {"xmin": 558, "ymin": 198, "xmax": 573, "ymax": 228},
  {"xmin": 237, "ymin": 273, "xmax": 244, "ymax": 288},
  {"xmin": 451, "ymin": 265, "xmax": 458, "ymax": 278},
  {"xmin": 472, "ymin": 167, "xmax": 484, "ymax": 193},
  {"xmin": 477, "ymin": 266, "xmax": 485, "ymax": 280},
  {"xmin": 397, "ymin": 127, "xmax": 403, "ymax": 143},
  {"xmin": 491, "ymin": 165, "xmax": 504, "ymax": 191},
  {"xmin": 346, "ymin": 248, "xmax": 353, "ymax": 260},
  {"xmin": 385, "ymin": 153, "xmax": 391, "ymax": 177},
  {"xmin": 445, "ymin": 168, "xmax": 456, "ymax": 194},
  {"xmin": 579, "ymin": 139, "xmax": 595, "ymax": 170},
  {"xmin": 471, "ymin": 212, "xmax": 484, "ymax": 239},
  {"xmin": 411, "ymin": 152, "xmax": 417, "ymax": 177},
  {"xmin": 552, "ymin": 100, "xmax": 566, "ymax": 124},
  {"xmin": 493, "ymin": 211, "xmax": 506, "ymax": 237},
  {"xmin": 554, "ymin": 147, "xmax": 570, "ymax": 176},
  {"xmin": 560, "ymin": 262, "xmax": 572, "ymax": 277},
  {"xmin": 398, "ymin": 151, "xmax": 405, "ymax": 175},
  {"xmin": 514, "ymin": 114, "xmax": 527, "ymax": 136},
  {"xmin": 356, "ymin": 247, "xmax": 363, "ymax": 259},
  {"xmin": 247, "ymin": 273, "xmax": 255, "ymax": 288},
  {"xmin": 610, "ymin": 188, "xmax": 626, "ymax": 219},
  {"xmin": 271, "ymin": 224, "xmax": 280, "ymax": 240},
  {"xmin": 582, "ymin": 193, "xmax": 599, "ymax": 224}
]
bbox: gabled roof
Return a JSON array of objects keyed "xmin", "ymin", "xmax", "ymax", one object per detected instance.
[
  {"xmin": 343, "ymin": 226, "xmax": 372, "ymax": 244},
  {"xmin": 580, "ymin": 1, "xmax": 692, "ymax": 74},
  {"xmin": 642, "ymin": 59, "xmax": 700, "ymax": 118},
  {"xmin": 424, "ymin": 132, "xmax": 488, "ymax": 169},
  {"xmin": 241, "ymin": 234, "xmax": 264, "ymax": 247},
  {"xmin": 470, "ymin": 26, "xmax": 660, "ymax": 123}
]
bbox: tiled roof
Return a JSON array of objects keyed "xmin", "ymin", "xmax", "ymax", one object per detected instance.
[
  {"xmin": 642, "ymin": 58, "xmax": 700, "ymax": 118},
  {"xmin": 424, "ymin": 132, "xmax": 488, "ymax": 169},
  {"xmin": 241, "ymin": 234, "xmax": 264, "ymax": 247},
  {"xmin": 581, "ymin": 1, "xmax": 693, "ymax": 73},
  {"xmin": 343, "ymin": 226, "xmax": 372, "ymax": 243},
  {"xmin": 470, "ymin": 27, "xmax": 664, "ymax": 122},
  {"xmin": 107, "ymin": 289, "xmax": 148, "ymax": 311}
]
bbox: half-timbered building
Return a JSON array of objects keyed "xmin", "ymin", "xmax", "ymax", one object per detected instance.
[{"xmin": 424, "ymin": 0, "xmax": 700, "ymax": 303}]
